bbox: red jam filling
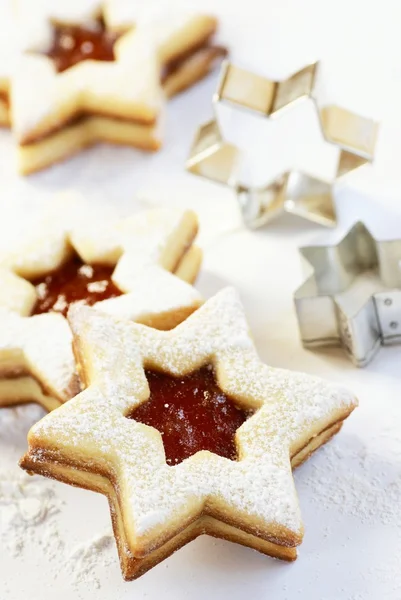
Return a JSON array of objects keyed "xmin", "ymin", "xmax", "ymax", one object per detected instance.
[
  {"xmin": 129, "ymin": 366, "xmax": 250, "ymax": 465},
  {"xmin": 31, "ymin": 256, "xmax": 122, "ymax": 317},
  {"xmin": 46, "ymin": 21, "xmax": 120, "ymax": 73}
]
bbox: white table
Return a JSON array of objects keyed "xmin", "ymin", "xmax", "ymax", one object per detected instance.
[{"xmin": 1, "ymin": 1, "xmax": 401, "ymax": 598}]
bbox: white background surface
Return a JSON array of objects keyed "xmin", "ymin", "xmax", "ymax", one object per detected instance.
[{"xmin": 2, "ymin": 1, "xmax": 401, "ymax": 599}]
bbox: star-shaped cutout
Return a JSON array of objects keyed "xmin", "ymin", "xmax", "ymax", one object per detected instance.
[
  {"xmin": 21, "ymin": 288, "xmax": 357, "ymax": 579},
  {"xmin": 14, "ymin": 4, "xmax": 224, "ymax": 173},
  {"xmin": 0, "ymin": 195, "xmax": 202, "ymax": 410},
  {"xmin": 187, "ymin": 61, "xmax": 379, "ymax": 228},
  {"xmin": 294, "ymin": 221, "xmax": 401, "ymax": 366},
  {"xmin": 45, "ymin": 19, "xmax": 120, "ymax": 74}
]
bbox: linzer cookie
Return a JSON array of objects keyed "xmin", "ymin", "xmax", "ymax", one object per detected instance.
[
  {"xmin": 0, "ymin": 196, "xmax": 202, "ymax": 411},
  {"xmin": 21, "ymin": 288, "xmax": 357, "ymax": 579},
  {"xmin": 13, "ymin": 2, "xmax": 225, "ymax": 173}
]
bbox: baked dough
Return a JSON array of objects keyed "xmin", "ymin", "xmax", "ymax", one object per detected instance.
[
  {"xmin": 13, "ymin": 2, "xmax": 225, "ymax": 172},
  {"xmin": 0, "ymin": 195, "xmax": 202, "ymax": 410},
  {"xmin": 21, "ymin": 288, "xmax": 357, "ymax": 579}
]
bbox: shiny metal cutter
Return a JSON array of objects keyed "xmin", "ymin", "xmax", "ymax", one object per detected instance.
[
  {"xmin": 294, "ymin": 221, "xmax": 401, "ymax": 366},
  {"xmin": 187, "ymin": 61, "xmax": 379, "ymax": 229}
]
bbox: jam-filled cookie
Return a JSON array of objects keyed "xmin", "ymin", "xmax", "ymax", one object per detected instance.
[
  {"xmin": 0, "ymin": 196, "xmax": 202, "ymax": 411},
  {"xmin": 13, "ymin": 1, "xmax": 226, "ymax": 173},
  {"xmin": 21, "ymin": 288, "xmax": 357, "ymax": 579}
]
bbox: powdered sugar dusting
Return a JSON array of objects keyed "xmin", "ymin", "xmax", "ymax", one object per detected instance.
[
  {"xmin": 0, "ymin": 460, "xmax": 116, "ymax": 592},
  {"xmin": 296, "ymin": 427, "xmax": 401, "ymax": 528},
  {"xmin": 0, "ymin": 307, "xmax": 75, "ymax": 402},
  {"xmin": 97, "ymin": 264, "xmax": 201, "ymax": 320},
  {"xmin": 64, "ymin": 531, "xmax": 115, "ymax": 589},
  {"xmin": 27, "ymin": 288, "xmax": 357, "ymax": 549},
  {"xmin": 0, "ymin": 404, "xmax": 116, "ymax": 591},
  {"xmin": 0, "ymin": 466, "xmax": 64, "ymax": 558}
]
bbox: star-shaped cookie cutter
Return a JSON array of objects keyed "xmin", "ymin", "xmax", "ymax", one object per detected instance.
[
  {"xmin": 21, "ymin": 288, "xmax": 357, "ymax": 579},
  {"xmin": 294, "ymin": 221, "xmax": 401, "ymax": 366},
  {"xmin": 187, "ymin": 61, "xmax": 379, "ymax": 228},
  {"xmin": 0, "ymin": 195, "xmax": 202, "ymax": 410}
]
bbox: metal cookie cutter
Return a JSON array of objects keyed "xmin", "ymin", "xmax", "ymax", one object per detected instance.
[
  {"xmin": 187, "ymin": 61, "xmax": 379, "ymax": 229},
  {"xmin": 294, "ymin": 221, "xmax": 401, "ymax": 367}
]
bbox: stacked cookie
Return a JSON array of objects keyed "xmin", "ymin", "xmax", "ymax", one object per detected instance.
[
  {"xmin": 0, "ymin": 196, "xmax": 202, "ymax": 410},
  {"xmin": 0, "ymin": 0, "xmax": 226, "ymax": 173},
  {"xmin": 19, "ymin": 274, "xmax": 357, "ymax": 579}
]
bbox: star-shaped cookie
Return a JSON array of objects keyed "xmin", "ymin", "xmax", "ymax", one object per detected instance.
[
  {"xmin": 13, "ymin": 1, "xmax": 224, "ymax": 173},
  {"xmin": 0, "ymin": 195, "xmax": 202, "ymax": 411},
  {"xmin": 21, "ymin": 288, "xmax": 357, "ymax": 579}
]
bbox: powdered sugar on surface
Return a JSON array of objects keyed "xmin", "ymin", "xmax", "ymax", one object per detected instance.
[
  {"xmin": 296, "ymin": 427, "xmax": 401, "ymax": 528},
  {"xmin": 0, "ymin": 405, "xmax": 64, "ymax": 558},
  {"xmin": 0, "ymin": 460, "xmax": 117, "ymax": 594},
  {"xmin": 0, "ymin": 459, "xmax": 116, "ymax": 593},
  {"xmin": 0, "ymin": 404, "xmax": 118, "ymax": 594},
  {"xmin": 0, "ymin": 467, "xmax": 64, "ymax": 558},
  {"xmin": 64, "ymin": 531, "xmax": 115, "ymax": 589}
]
